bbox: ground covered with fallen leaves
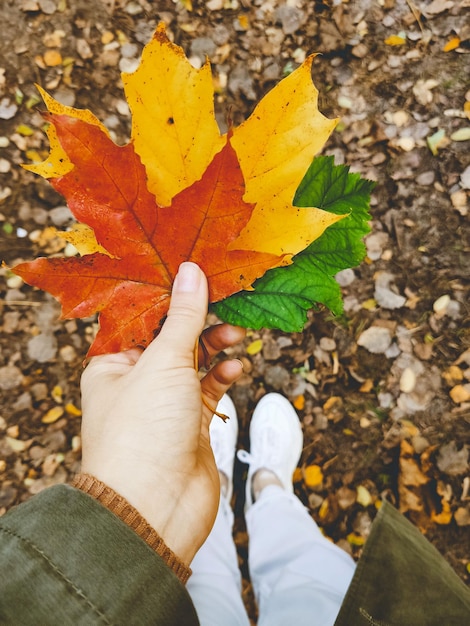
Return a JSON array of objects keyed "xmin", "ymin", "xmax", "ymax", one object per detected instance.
[{"xmin": 0, "ymin": 0, "xmax": 469, "ymax": 618}]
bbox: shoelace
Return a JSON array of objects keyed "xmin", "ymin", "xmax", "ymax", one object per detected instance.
[{"xmin": 236, "ymin": 449, "xmax": 253, "ymax": 465}]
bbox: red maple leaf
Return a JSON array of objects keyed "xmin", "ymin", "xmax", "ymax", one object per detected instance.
[{"xmin": 14, "ymin": 114, "xmax": 281, "ymax": 356}]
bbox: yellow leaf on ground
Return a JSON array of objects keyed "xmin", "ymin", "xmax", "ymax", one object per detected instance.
[
  {"xmin": 449, "ymin": 384, "xmax": 470, "ymax": 403},
  {"xmin": 323, "ymin": 396, "xmax": 342, "ymax": 411},
  {"xmin": 293, "ymin": 394, "xmax": 305, "ymax": 410},
  {"xmin": 101, "ymin": 30, "xmax": 114, "ymax": 44},
  {"xmin": 432, "ymin": 500, "xmax": 452, "ymax": 525},
  {"xmin": 292, "ymin": 467, "xmax": 303, "ymax": 483},
  {"xmin": 385, "ymin": 35, "xmax": 406, "ymax": 46},
  {"xmin": 318, "ymin": 498, "xmax": 329, "ymax": 519},
  {"xmin": 122, "ymin": 24, "xmax": 224, "ymax": 207},
  {"xmin": 398, "ymin": 483, "xmax": 424, "ymax": 514},
  {"xmin": 237, "ymin": 15, "xmax": 249, "ymax": 30},
  {"xmin": 400, "ymin": 419, "xmax": 420, "ymax": 439},
  {"xmin": 359, "ymin": 379, "xmax": 374, "ymax": 393},
  {"xmin": 304, "ymin": 464, "xmax": 324, "ymax": 489},
  {"xmin": 361, "ymin": 298, "xmax": 377, "ymax": 310},
  {"xmin": 51, "ymin": 385, "xmax": 63, "ymax": 403},
  {"xmin": 42, "ymin": 406, "xmax": 65, "ymax": 424},
  {"xmin": 16, "ymin": 124, "xmax": 35, "ymax": 136},
  {"xmin": 399, "ymin": 456, "xmax": 429, "ymax": 487},
  {"xmin": 347, "ymin": 532, "xmax": 365, "ymax": 546},
  {"xmin": 442, "ymin": 365, "xmax": 463, "ymax": 385},
  {"xmin": 443, "ymin": 36, "xmax": 460, "ymax": 52},
  {"xmin": 246, "ymin": 338, "xmax": 263, "ymax": 355},
  {"xmin": 65, "ymin": 402, "xmax": 82, "ymax": 416},
  {"xmin": 44, "ymin": 50, "xmax": 63, "ymax": 66}
]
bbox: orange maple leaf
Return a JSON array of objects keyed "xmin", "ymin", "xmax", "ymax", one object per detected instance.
[
  {"xmin": 15, "ymin": 115, "xmax": 281, "ymax": 355},
  {"xmin": 14, "ymin": 25, "xmax": 345, "ymax": 356}
]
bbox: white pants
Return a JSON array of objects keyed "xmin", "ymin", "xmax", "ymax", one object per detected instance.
[{"xmin": 187, "ymin": 485, "xmax": 356, "ymax": 626}]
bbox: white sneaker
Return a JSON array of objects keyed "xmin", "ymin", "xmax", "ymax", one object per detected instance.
[
  {"xmin": 237, "ymin": 393, "xmax": 303, "ymax": 510},
  {"xmin": 209, "ymin": 394, "xmax": 238, "ymax": 501}
]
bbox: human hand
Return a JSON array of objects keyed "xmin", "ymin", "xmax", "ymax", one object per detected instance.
[{"xmin": 79, "ymin": 262, "xmax": 245, "ymax": 565}]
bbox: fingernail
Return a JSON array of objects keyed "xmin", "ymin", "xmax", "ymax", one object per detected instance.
[
  {"xmin": 174, "ymin": 262, "xmax": 201, "ymax": 293},
  {"xmin": 234, "ymin": 359, "xmax": 244, "ymax": 371}
]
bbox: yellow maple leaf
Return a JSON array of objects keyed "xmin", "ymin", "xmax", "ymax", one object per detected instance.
[
  {"xmin": 24, "ymin": 86, "xmax": 108, "ymax": 179},
  {"xmin": 122, "ymin": 24, "xmax": 225, "ymax": 207},
  {"xmin": 230, "ymin": 55, "xmax": 341, "ymax": 256},
  {"xmin": 124, "ymin": 24, "xmax": 343, "ymax": 256},
  {"xmin": 56, "ymin": 223, "xmax": 112, "ymax": 257}
]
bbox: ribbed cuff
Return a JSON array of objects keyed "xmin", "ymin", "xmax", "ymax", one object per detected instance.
[{"xmin": 71, "ymin": 473, "xmax": 191, "ymax": 584}]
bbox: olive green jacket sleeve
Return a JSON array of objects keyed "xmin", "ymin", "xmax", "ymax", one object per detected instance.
[
  {"xmin": 334, "ymin": 500, "xmax": 470, "ymax": 626},
  {"xmin": 0, "ymin": 484, "xmax": 199, "ymax": 626},
  {"xmin": 1, "ymin": 488, "xmax": 469, "ymax": 625}
]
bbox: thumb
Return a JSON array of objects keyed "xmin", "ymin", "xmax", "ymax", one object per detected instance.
[{"xmin": 148, "ymin": 262, "xmax": 208, "ymax": 366}]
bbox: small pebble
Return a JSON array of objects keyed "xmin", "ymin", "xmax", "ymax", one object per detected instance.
[
  {"xmin": 115, "ymin": 100, "xmax": 130, "ymax": 116},
  {"xmin": 451, "ymin": 127, "xmax": 470, "ymax": 142},
  {"xmin": 433, "ymin": 294, "xmax": 450, "ymax": 317},
  {"xmin": 357, "ymin": 326, "xmax": 393, "ymax": 354},
  {"xmin": 0, "ymin": 158, "xmax": 11, "ymax": 173},
  {"xmin": 71, "ymin": 435, "xmax": 82, "ymax": 453},
  {"xmin": 399, "ymin": 367, "xmax": 416, "ymax": 393},
  {"xmin": 207, "ymin": 0, "xmax": 224, "ymax": 10},
  {"xmin": 336, "ymin": 268, "xmax": 355, "ymax": 287},
  {"xmin": 49, "ymin": 205, "xmax": 73, "ymax": 226},
  {"xmin": 460, "ymin": 165, "xmax": 470, "ymax": 189},
  {"xmin": 416, "ymin": 171, "xmax": 435, "ymax": 186},
  {"xmin": 319, "ymin": 337, "xmax": 336, "ymax": 352},
  {"xmin": 59, "ymin": 345, "xmax": 77, "ymax": 363},
  {"xmin": 6, "ymin": 275, "xmax": 24, "ymax": 289},
  {"xmin": 396, "ymin": 136, "xmax": 415, "ymax": 152},
  {"xmin": 275, "ymin": 5, "xmax": 305, "ymax": 35},
  {"xmin": 27, "ymin": 333, "xmax": 58, "ymax": 363}
]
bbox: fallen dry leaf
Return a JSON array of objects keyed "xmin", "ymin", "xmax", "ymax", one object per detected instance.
[
  {"xmin": 303, "ymin": 464, "xmax": 324, "ymax": 489},
  {"xmin": 449, "ymin": 384, "xmax": 470, "ymax": 403},
  {"xmin": 42, "ymin": 406, "xmax": 65, "ymax": 424}
]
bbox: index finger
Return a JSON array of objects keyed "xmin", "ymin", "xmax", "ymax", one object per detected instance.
[{"xmin": 198, "ymin": 324, "xmax": 246, "ymax": 369}]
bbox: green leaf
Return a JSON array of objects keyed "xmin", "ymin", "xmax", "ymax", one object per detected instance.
[{"xmin": 212, "ymin": 156, "xmax": 374, "ymax": 330}]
